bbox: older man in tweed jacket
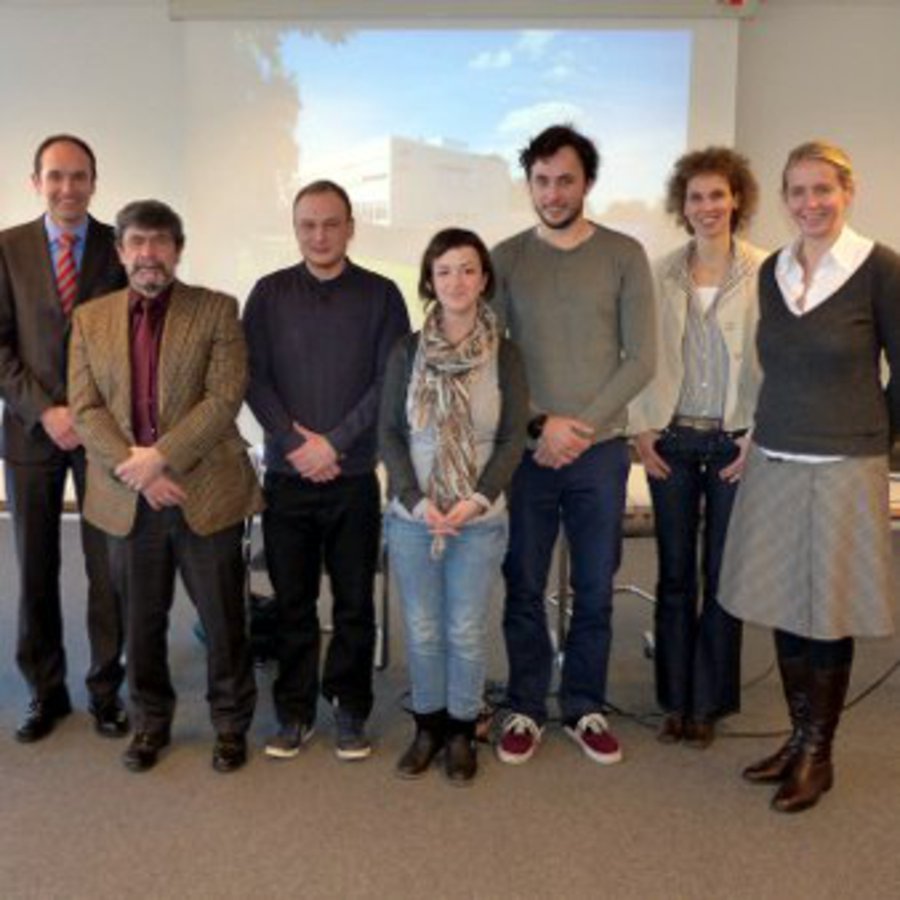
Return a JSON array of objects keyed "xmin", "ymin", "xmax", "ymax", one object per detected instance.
[{"xmin": 69, "ymin": 200, "xmax": 262, "ymax": 774}]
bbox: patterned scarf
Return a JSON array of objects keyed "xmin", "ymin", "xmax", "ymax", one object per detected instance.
[{"xmin": 407, "ymin": 301, "xmax": 498, "ymax": 518}]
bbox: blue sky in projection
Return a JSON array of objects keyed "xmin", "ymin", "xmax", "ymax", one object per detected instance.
[{"xmin": 280, "ymin": 29, "xmax": 691, "ymax": 206}]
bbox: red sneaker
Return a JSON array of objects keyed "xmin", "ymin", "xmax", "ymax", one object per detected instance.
[
  {"xmin": 564, "ymin": 712, "xmax": 622, "ymax": 765},
  {"xmin": 496, "ymin": 714, "xmax": 542, "ymax": 765}
]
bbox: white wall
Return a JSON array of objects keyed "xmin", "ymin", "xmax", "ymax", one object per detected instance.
[{"xmin": 736, "ymin": 1, "xmax": 900, "ymax": 252}]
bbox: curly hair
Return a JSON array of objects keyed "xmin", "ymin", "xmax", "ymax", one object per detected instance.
[{"xmin": 665, "ymin": 146, "xmax": 758, "ymax": 234}]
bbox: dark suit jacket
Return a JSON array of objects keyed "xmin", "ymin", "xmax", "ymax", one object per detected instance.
[
  {"xmin": 0, "ymin": 215, "xmax": 125, "ymax": 463},
  {"xmin": 68, "ymin": 282, "xmax": 264, "ymax": 538}
]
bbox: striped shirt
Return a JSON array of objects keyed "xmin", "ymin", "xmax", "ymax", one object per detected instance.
[{"xmin": 675, "ymin": 286, "xmax": 729, "ymax": 420}]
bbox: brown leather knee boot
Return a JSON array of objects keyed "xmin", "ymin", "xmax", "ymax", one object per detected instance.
[
  {"xmin": 742, "ymin": 654, "xmax": 809, "ymax": 784},
  {"xmin": 771, "ymin": 664, "xmax": 850, "ymax": 813}
]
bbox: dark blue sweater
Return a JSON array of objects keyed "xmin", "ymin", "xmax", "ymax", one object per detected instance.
[{"xmin": 243, "ymin": 260, "xmax": 410, "ymax": 476}]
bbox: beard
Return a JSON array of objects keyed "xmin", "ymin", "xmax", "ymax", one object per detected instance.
[
  {"xmin": 535, "ymin": 201, "xmax": 584, "ymax": 232},
  {"xmin": 129, "ymin": 264, "xmax": 173, "ymax": 298}
]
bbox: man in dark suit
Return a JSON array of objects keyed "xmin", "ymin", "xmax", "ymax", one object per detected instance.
[
  {"xmin": 0, "ymin": 134, "xmax": 129, "ymax": 742},
  {"xmin": 69, "ymin": 199, "xmax": 262, "ymax": 773}
]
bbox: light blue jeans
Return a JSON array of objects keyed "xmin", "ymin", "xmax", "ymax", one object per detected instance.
[{"xmin": 386, "ymin": 512, "xmax": 508, "ymax": 721}]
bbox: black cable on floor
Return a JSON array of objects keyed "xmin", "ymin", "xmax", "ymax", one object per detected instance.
[{"xmin": 476, "ymin": 652, "xmax": 900, "ymax": 740}]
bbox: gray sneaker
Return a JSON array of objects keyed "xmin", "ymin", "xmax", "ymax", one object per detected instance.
[
  {"xmin": 264, "ymin": 721, "xmax": 315, "ymax": 759},
  {"xmin": 334, "ymin": 707, "xmax": 372, "ymax": 761}
]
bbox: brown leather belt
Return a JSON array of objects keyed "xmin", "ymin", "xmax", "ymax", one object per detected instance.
[{"xmin": 671, "ymin": 415, "xmax": 723, "ymax": 433}]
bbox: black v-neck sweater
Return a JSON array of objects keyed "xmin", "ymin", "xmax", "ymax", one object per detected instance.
[{"xmin": 754, "ymin": 243, "xmax": 900, "ymax": 456}]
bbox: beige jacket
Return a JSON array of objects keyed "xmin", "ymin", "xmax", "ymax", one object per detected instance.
[
  {"xmin": 629, "ymin": 239, "xmax": 767, "ymax": 434},
  {"xmin": 68, "ymin": 282, "xmax": 263, "ymax": 537}
]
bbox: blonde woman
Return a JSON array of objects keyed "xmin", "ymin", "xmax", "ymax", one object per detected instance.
[{"xmin": 720, "ymin": 141, "xmax": 900, "ymax": 812}]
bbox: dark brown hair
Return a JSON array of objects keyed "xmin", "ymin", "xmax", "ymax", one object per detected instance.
[
  {"xmin": 115, "ymin": 199, "xmax": 185, "ymax": 250},
  {"xmin": 519, "ymin": 124, "xmax": 600, "ymax": 183},
  {"xmin": 418, "ymin": 228, "xmax": 495, "ymax": 305},
  {"xmin": 33, "ymin": 134, "xmax": 97, "ymax": 179}
]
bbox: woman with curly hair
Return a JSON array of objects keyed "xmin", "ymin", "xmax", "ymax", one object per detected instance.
[{"xmin": 631, "ymin": 147, "xmax": 766, "ymax": 748}]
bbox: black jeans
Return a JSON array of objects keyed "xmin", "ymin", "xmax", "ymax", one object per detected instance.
[
  {"xmin": 6, "ymin": 448, "xmax": 124, "ymax": 704},
  {"xmin": 263, "ymin": 471, "xmax": 380, "ymax": 724},
  {"xmin": 648, "ymin": 425, "xmax": 743, "ymax": 721}
]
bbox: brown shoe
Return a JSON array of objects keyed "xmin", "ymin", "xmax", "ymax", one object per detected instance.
[
  {"xmin": 684, "ymin": 719, "xmax": 715, "ymax": 749},
  {"xmin": 743, "ymin": 737, "xmax": 802, "ymax": 784},
  {"xmin": 656, "ymin": 713, "xmax": 684, "ymax": 744},
  {"xmin": 771, "ymin": 750, "xmax": 834, "ymax": 813}
]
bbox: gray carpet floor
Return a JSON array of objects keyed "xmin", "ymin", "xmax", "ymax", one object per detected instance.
[{"xmin": 1, "ymin": 518, "xmax": 899, "ymax": 899}]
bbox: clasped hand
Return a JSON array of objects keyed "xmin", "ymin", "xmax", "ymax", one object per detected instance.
[
  {"xmin": 114, "ymin": 446, "xmax": 185, "ymax": 509},
  {"xmin": 286, "ymin": 423, "xmax": 341, "ymax": 482},
  {"xmin": 533, "ymin": 415, "xmax": 594, "ymax": 469},
  {"xmin": 423, "ymin": 498, "xmax": 482, "ymax": 537}
]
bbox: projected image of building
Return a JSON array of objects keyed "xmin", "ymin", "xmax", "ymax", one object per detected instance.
[{"xmin": 302, "ymin": 135, "xmax": 533, "ymax": 262}]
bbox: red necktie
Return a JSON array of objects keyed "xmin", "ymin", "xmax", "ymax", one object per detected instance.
[
  {"xmin": 132, "ymin": 298, "xmax": 158, "ymax": 446},
  {"xmin": 56, "ymin": 232, "xmax": 78, "ymax": 317}
]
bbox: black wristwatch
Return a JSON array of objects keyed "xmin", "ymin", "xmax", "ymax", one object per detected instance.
[{"xmin": 527, "ymin": 414, "xmax": 548, "ymax": 440}]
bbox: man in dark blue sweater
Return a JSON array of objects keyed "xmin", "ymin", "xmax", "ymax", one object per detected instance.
[{"xmin": 244, "ymin": 180, "xmax": 409, "ymax": 761}]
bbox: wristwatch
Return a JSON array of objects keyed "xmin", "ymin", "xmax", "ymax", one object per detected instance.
[{"xmin": 527, "ymin": 414, "xmax": 548, "ymax": 440}]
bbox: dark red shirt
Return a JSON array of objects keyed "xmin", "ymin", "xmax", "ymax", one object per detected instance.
[{"xmin": 129, "ymin": 286, "xmax": 172, "ymax": 446}]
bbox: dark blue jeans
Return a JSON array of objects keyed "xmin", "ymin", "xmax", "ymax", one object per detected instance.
[
  {"xmin": 649, "ymin": 425, "xmax": 743, "ymax": 721},
  {"xmin": 502, "ymin": 439, "xmax": 629, "ymax": 725}
]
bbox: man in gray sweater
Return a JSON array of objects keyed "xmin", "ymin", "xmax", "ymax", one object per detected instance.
[{"xmin": 493, "ymin": 124, "xmax": 655, "ymax": 766}]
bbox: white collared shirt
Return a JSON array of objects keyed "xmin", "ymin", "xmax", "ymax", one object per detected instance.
[
  {"xmin": 764, "ymin": 225, "xmax": 875, "ymax": 464},
  {"xmin": 775, "ymin": 225, "xmax": 874, "ymax": 317}
]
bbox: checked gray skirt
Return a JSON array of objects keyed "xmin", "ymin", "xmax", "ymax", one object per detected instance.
[{"xmin": 719, "ymin": 444, "xmax": 895, "ymax": 640}]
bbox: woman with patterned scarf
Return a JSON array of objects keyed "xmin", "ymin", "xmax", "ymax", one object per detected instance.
[{"xmin": 379, "ymin": 228, "xmax": 528, "ymax": 785}]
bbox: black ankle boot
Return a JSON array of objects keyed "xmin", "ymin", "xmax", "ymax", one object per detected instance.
[
  {"xmin": 396, "ymin": 710, "xmax": 446, "ymax": 779},
  {"xmin": 445, "ymin": 717, "xmax": 477, "ymax": 786}
]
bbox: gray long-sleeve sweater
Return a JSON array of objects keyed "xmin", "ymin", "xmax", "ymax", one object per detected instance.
[{"xmin": 492, "ymin": 224, "xmax": 656, "ymax": 442}]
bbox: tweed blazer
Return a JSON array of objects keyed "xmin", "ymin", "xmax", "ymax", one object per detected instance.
[
  {"xmin": 68, "ymin": 281, "xmax": 263, "ymax": 538},
  {"xmin": 0, "ymin": 215, "xmax": 125, "ymax": 462},
  {"xmin": 628, "ymin": 238, "xmax": 766, "ymax": 435}
]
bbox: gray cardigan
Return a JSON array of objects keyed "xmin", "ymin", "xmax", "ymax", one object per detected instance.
[{"xmin": 378, "ymin": 331, "xmax": 529, "ymax": 514}]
